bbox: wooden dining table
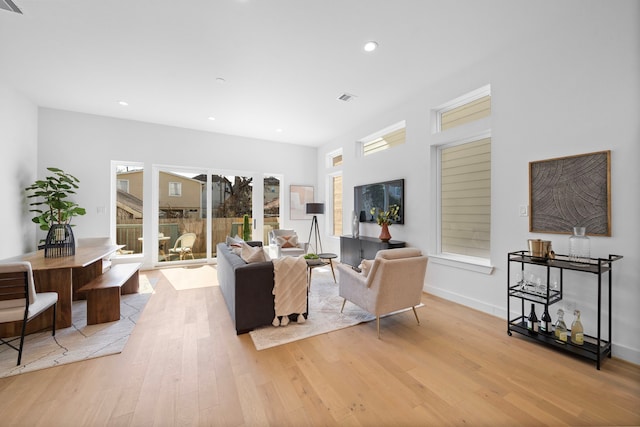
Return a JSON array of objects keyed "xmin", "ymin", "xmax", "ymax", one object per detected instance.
[{"xmin": 0, "ymin": 244, "xmax": 122, "ymax": 337}]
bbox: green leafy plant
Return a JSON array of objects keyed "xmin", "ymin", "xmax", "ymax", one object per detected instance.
[
  {"xmin": 25, "ymin": 167, "xmax": 87, "ymax": 231},
  {"xmin": 370, "ymin": 204, "xmax": 400, "ymax": 226},
  {"xmin": 242, "ymin": 214, "xmax": 251, "ymax": 241},
  {"xmin": 304, "ymin": 253, "xmax": 319, "ymax": 260}
]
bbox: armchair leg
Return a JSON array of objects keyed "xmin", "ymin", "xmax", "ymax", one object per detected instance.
[
  {"xmin": 340, "ymin": 298, "xmax": 347, "ymax": 313},
  {"xmin": 412, "ymin": 306, "xmax": 420, "ymax": 325},
  {"xmin": 377, "ymin": 316, "xmax": 381, "ymax": 339}
]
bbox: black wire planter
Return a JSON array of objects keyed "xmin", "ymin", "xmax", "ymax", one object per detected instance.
[{"xmin": 44, "ymin": 224, "xmax": 76, "ymax": 258}]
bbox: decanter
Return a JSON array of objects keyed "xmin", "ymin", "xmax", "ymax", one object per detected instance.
[
  {"xmin": 554, "ymin": 308, "xmax": 568, "ymax": 342},
  {"xmin": 569, "ymin": 226, "xmax": 590, "ymax": 264}
]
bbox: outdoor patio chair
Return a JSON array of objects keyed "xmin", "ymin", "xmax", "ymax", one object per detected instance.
[{"xmin": 169, "ymin": 233, "xmax": 196, "ymax": 260}]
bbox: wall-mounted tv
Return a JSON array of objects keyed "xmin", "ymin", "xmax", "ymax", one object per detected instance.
[{"xmin": 354, "ymin": 179, "xmax": 404, "ymax": 224}]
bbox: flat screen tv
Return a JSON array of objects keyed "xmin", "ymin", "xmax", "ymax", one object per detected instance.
[{"xmin": 354, "ymin": 179, "xmax": 404, "ymax": 224}]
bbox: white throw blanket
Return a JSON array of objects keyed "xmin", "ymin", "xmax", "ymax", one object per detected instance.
[{"xmin": 272, "ymin": 256, "xmax": 308, "ymax": 326}]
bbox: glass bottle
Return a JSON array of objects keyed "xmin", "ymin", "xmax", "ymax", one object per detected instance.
[
  {"xmin": 554, "ymin": 308, "xmax": 568, "ymax": 342},
  {"xmin": 571, "ymin": 309, "xmax": 584, "ymax": 345},
  {"xmin": 527, "ymin": 303, "xmax": 538, "ymax": 333},
  {"xmin": 540, "ymin": 307, "xmax": 552, "ymax": 334},
  {"xmin": 569, "ymin": 226, "xmax": 590, "ymax": 264}
]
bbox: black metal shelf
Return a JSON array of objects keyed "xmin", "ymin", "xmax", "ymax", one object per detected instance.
[
  {"xmin": 507, "ymin": 251, "xmax": 622, "ymax": 370},
  {"xmin": 508, "ymin": 284, "xmax": 562, "ymax": 305},
  {"xmin": 508, "ymin": 321, "xmax": 611, "ymax": 363},
  {"xmin": 508, "ymin": 251, "xmax": 622, "ymax": 274}
]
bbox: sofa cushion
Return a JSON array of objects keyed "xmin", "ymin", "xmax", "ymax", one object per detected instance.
[
  {"xmin": 241, "ymin": 242, "xmax": 266, "ymax": 263},
  {"xmin": 226, "ymin": 235, "xmax": 245, "ymax": 247}
]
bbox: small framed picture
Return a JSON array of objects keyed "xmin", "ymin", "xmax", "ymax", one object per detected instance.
[{"xmin": 290, "ymin": 185, "xmax": 314, "ymax": 220}]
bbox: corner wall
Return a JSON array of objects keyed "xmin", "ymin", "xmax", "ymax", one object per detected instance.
[
  {"xmin": 0, "ymin": 83, "xmax": 38, "ymax": 258},
  {"xmin": 318, "ymin": 2, "xmax": 640, "ymax": 364}
]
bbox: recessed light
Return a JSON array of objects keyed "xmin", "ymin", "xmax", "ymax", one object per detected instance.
[
  {"xmin": 363, "ymin": 41, "xmax": 378, "ymax": 52},
  {"xmin": 118, "ymin": 100, "xmax": 129, "ymax": 106},
  {"xmin": 208, "ymin": 116, "xmax": 216, "ymax": 121},
  {"xmin": 276, "ymin": 128, "xmax": 283, "ymax": 133}
]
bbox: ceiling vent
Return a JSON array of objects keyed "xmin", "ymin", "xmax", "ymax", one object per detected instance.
[
  {"xmin": 337, "ymin": 93, "xmax": 357, "ymax": 102},
  {"xmin": 0, "ymin": 0, "xmax": 22, "ymax": 14}
]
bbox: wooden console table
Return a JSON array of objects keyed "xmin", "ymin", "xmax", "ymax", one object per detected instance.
[
  {"xmin": 0, "ymin": 244, "xmax": 122, "ymax": 336},
  {"xmin": 340, "ymin": 235, "xmax": 406, "ymax": 267}
]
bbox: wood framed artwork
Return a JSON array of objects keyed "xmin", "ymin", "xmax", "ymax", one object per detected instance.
[
  {"xmin": 529, "ymin": 150, "xmax": 611, "ymax": 236},
  {"xmin": 290, "ymin": 185, "xmax": 314, "ymax": 220}
]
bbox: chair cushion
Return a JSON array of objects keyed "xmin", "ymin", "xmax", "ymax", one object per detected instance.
[
  {"xmin": 358, "ymin": 259, "xmax": 374, "ymax": 277},
  {"xmin": 28, "ymin": 292, "xmax": 58, "ymax": 318},
  {"xmin": 277, "ymin": 234, "xmax": 299, "ymax": 248}
]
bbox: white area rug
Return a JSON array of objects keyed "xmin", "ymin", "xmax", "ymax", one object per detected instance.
[
  {"xmin": 250, "ymin": 267, "xmax": 421, "ymax": 350},
  {"xmin": 0, "ymin": 275, "xmax": 156, "ymax": 378}
]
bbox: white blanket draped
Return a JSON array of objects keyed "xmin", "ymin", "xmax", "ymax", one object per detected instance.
[{"xmin": 272, "ymin": 256, "xmax": 308, "ymax": 326}]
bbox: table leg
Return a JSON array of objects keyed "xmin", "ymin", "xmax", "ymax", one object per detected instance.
[{"xmin": 326, "ymin": 259, "xmax": 336, "ymax": 283}]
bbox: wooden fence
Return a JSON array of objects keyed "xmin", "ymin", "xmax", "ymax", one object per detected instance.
[{"xmin": 116, "ymin": 217, "xmax": 279, "ymax": 258}]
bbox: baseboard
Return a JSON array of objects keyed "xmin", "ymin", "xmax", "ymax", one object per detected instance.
[{"xmin": 424, "ymin": 285, "xmax": 640, "ymax": 366}]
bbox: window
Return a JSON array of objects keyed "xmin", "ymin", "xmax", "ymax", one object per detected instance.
[
  {"xmin": 435, "ymin": 85, "xmax": 491, "ymax": 132},
  {"xmin": 113, "ymin": 163, "xmax": 143, "ymax": 255},
  {"xmin": 168, "ymin": 181, "xmax": 182, "ymax": 197},
  {"xmin": 327, "ymin": 148, "xmax": 343, "ymax": 168},
  {"xmin": 439, "ymin": 136, "xmax": 491, "ymax": 259},
  {"xmin": 360, "ymin": 120, "xmax": 406, "ymax": 156},
  {"xmin": 332, "ymin": 174, "xmax": 343, "ymax": 236},
  {"xmin": 117, "ymin": 179, "xmax": 129, "ymax": 193}
]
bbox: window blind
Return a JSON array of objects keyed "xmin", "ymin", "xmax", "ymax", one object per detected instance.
[
  {"xmin": 441, "ymin": 95, "xmax": 491, "ymax": 131},
  {"xmin": 441, "ymin": 137, "xmax": 491, "ymax": 258},
  {"xmin": 332, "ymin": 175, "xmax": 343, "ymax": 236},
  {"xmin": 363, "ymin": 127, "xmax": 406, "ymax": 156}
]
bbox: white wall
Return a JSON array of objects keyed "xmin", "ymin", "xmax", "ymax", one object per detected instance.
[
  {"xmin": 0, "ymin": 83, "xmax": 38, "ymax": 258},
  {"xmin": 37, "ymin": 109, "xmax": 318, "ymax": 268},
  {"xmin": 318, "ymin": 2, "xmax": 640, "ymax": 364}
]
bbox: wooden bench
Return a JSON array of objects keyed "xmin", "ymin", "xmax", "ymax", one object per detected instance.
[{"xmin": 77, "ymin": 263, "xmax": 142, "ymax": 325}]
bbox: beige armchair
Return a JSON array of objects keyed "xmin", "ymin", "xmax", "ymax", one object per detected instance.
[
  {"xmin": 337, "ymin": 248, "xmax": 428, "ymax": 338},
  {"xmin": 268, "ymin": 229, "xmax": 308, "ymax": 258}
]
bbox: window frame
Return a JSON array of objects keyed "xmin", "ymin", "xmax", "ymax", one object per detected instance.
[
  {"xmin": 168, "ymin": 181, "xmax": 182, "ymax": 197},
  {"xmin": 359, "ymin": 120, "xmax": 406, "ymax": 157},
  {"xmin": 430, "ymin": 85, "xmax": 494, "ymax": 274},
  {"xmin": 434, "ymin": 84, "xmax": 491, "ymax": 133}
]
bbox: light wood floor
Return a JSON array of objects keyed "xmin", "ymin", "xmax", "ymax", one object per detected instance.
[{"xmin": 0, "ymin": 265, "xmax": 638, "ymax": 426}]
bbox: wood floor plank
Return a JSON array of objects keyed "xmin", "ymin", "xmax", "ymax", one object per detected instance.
[{"xmin": 0, "ymin": 265, "xmax": 637, "ymax": 426}]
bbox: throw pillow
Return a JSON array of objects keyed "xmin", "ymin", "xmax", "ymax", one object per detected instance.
[
  {"xmin": 277, "ymin": 234, "xmax": 298, "ymax": 249},
  {"xmin": 359, "ymin": 259, "xmax": 374, "ymax": 277},
  {"xmin": 241, "ymin": 242, "xmax": 266, "ymax": 264},
  {"xmin": 226, "ymin": 235, "xmax": 244, "ymax": 247}
]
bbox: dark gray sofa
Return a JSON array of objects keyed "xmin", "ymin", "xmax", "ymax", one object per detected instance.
[
  {"xmin": 216, "ymin": 242, "xmax": 276, "ymax": 334},
  {"xmin": 216, "ymin": 242, "xmax": 309, "ymax": 334}
]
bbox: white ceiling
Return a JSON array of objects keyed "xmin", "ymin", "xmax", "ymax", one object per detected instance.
[{"xmin": 0, "ymin": 1, "xmax": 573, "ymax": 146}]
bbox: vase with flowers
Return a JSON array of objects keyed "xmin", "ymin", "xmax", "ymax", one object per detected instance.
[{"xmin": 370, "ymin": 204, "xmax": 400, "ymax": 242}]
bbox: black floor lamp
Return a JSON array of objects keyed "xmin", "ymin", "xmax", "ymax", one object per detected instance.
[{"xmin": 306, "ymin": 203, "xmax": 325, "ymax": 254}]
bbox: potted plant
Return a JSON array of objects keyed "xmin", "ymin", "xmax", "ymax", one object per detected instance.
[
  {"xmin": 242, "ymin": 214, "xmax": 251, "ymax": 241},
  {"xmin": 370, "ymin": 204, "xmax": 400, "ymax": 242},
  {"xmin": 25, "ymin": 167, "xmax": 87, "ymax": 257}
]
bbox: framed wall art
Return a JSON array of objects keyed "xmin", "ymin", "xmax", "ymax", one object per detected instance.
[
  {"xmin": 529, "ymin": 150, "xmax": 611, "ymax": 236},
  {"xmin": 290, "ymin": 185, "xmax": 314, "ymax": 220}
]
